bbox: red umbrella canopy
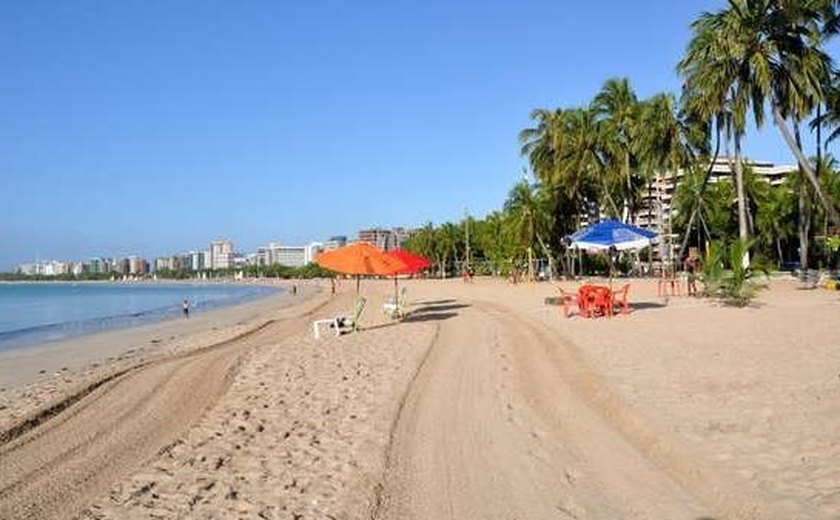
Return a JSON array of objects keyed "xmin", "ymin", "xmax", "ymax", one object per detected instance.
[
  {"xmin": 388, "ymin": 249, "xmax": 431, "ymax": 274},
  {"xmin": 316, "ymin": 242, "xmax": 408, "ymax": 276}
]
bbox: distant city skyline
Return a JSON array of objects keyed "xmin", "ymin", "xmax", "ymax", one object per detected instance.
[
  {"xmin": 11, "ymin": 228, "xmax": 410, "ymax": 274},
  {"xmin": 1, "ymin": 1, "xmax": 831, "ymax": 271}
]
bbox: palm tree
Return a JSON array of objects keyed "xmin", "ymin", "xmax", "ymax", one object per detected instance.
[
  {"xmin": 703, "ymin": 1, "xmax": 838, "ymax": 226},
  {"xmin": 504, "ymin": 179, "xmax": 552, "ymax": 281},
  {"xmin": 593, "ymin": 78, "xmax": 640, "ymax": 222},
  {"xmin": 679, "ymin": 6, "xmax": 753, "ymax": 252},
  {"xmin": 473, "ymin": 211, "xmax": 516, "ymax": 275},
  {"xmin": 636, "ymin": 93, "xmax": 709, "ymax": 261},
  {"xmin": 520, "ymin": 108, "xmax": 610, "ymax": 220},
  {"xmin": 673, "ymin": 167, "xmax": 738, "ymax": 250},
  {"xmin": 756, "ymin": 183, "xmax": 797, "ymax": 265}
]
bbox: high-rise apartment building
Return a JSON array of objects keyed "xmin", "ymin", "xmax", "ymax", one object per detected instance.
[
  {"xmin": 189, "ymin": 251, "xmax": 206, "ymax": 271},
  {"xmin": 357, "ymin": 228, "xmax": 410, "ymax": 251},
  {"xmin": 635, "ymin": 158, "xmax": 795, "ymax": 239},
  {"xmin": 208, "ymin": 240, "xmax": 234, "ymax": 270}
]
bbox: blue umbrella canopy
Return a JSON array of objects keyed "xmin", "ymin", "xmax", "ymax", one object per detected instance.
[{"xmin": 567, "ymin": 219, "xmax": 657, "ymax": 251}]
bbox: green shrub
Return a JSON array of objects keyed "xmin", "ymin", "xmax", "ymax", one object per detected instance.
[{"xmin": 702, "ymin": 238, "xmax": 768, "ymax": 307}]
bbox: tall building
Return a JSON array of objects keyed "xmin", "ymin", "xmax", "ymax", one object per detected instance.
[
  {"xmin": 357, "ymin": 228, "xmax": 410, "ymax": 251},
  {"xmin": 154, "ymin": 257, "xmax": 175, "ymax": 271},
  {"xmin": 208, "ymin": 240, "xmax": 234, "ymax": 269},
  {"xmin": 255, "ymin": 242, "xmax": 307, "ymax": 267},
  {"xmin": 17, "ymin": 263, "xmax": 40, "ymax": 275},
  {"xmin": 635, "ymin": 157, "xmax": 796, "ymax": 238},
  {"xmin": 189, "ymin": 251, "xmax": 206, "ymax": 271},
  {"xmin": 88, "ymin": 257, "xmax": 111, "ymax": 274},
  {"xmin": 127, "ymin": 256, "xmax": 149, "ymax": 275}
]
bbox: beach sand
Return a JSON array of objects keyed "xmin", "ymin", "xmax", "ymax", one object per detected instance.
[{"xmin": 1, "ymin": 277, "xmax": 838, "ymax": 519}]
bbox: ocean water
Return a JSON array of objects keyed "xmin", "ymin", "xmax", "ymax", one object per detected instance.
[{"xmin": 0, "ymin": 283, "xmax": 279, "ymax": 352}]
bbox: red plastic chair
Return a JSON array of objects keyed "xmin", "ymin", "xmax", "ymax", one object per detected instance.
[
  {"xmin": 557, "ymin": 287, "xmax": 577, "ymax": 318},
  {"xmin": 612, "ymin": 284, "xmax": 630, "ymax": 315}
]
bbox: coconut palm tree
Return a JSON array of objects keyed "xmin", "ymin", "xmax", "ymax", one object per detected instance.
[
  {"xmin": 593, "ymin": 78, "xmax": 641, "ymax": 222},
  {"xmin": 503, "ymin": 179, "xmax": 554, "ymax": 281},
  {"xmin": 756, "ymin": 182, "xmax": 797, "ymax": 265},
  {"xmin": 679, "ymin": 6, "xmax": 753, "ymax": 250},
  {"xmin": 519, "ymin": 109, "xmax": 564, "ymax": 187},
  {"xmin": 520, "ymin": 108, "xmax": 610, "ymax": 220},
  {"xmin": 635, "ymin": 93, "xmax": 709, "ymax": 266},
  {"xmin": 708, "ymin": 0, "xmax": 837, "ymax": 226}
]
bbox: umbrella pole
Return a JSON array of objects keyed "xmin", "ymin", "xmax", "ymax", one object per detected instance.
[
  {"xmin": 356, "ymin": 275, "xmax": 361, "ymax": 293},
  {"xmin": 394, "ymin": 277, "xmax": 399, "ymax": 302}
]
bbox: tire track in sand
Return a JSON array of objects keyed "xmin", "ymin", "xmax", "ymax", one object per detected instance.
[
  {"xmin": 0, "ymin": 298, "xmax": 326, "ymax": 520},
  {"xmin": 373, "ymin": 298, "xmax": 772, "ymax": 520}
]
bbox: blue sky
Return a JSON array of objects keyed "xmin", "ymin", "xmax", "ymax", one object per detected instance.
[{"xmin": 0, "ymin": 0, "xmax": 824, "ymax": 270}]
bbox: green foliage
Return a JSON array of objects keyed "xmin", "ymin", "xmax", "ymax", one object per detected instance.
[{"xmin": 702, "ymin": 239, "xmax": 767, "ymax": 307}]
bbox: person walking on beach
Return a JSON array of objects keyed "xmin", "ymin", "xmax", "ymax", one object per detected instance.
[{"xmin": 182, "ymin": 299, "xmax": 190, "ymax": 319}]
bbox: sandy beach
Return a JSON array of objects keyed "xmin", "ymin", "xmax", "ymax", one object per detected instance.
[{"xmin": 1, "ymin": 276, "xmax": 838, "ymax": 519}]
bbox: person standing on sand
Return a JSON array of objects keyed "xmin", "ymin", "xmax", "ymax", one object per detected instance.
[
  {"xmin": 684, "ymin": 256, "xmax": 700, "ymax": 296},
  {"xmin": 182, "ymin": 299, "xmax": 190, "ymax": 318}
]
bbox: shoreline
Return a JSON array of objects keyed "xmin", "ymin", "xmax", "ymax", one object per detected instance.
[
  {"xmin": 0, "ymin": 279, "xmax": 291, "ymax": 356},
  {"xmin": 0, "ymin": 281, "xmax": 318, "ymax": 395},
  {"xmin": 2, "ymin": 278, "xmax": 839, "ymax": 518}
]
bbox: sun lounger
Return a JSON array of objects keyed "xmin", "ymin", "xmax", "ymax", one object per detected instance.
[
  {"xmin": 382, "ymin": 287, "xmax": 408, "ymax": 319},
  {"xmin": 313, "ymin": 297, "xmax": 367, "ymax": 339}
]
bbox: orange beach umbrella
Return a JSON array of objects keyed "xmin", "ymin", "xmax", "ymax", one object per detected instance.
[{"xmin": 316, "ymin": 242, "xmax": 408, "ymax": 292}]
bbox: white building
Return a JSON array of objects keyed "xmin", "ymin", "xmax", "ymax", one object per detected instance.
[
  {"xmin": 255, "ymin": 242, "xmax": 317, "ymax": 268},
  {"xmin": 305, "ymin": 242, "xmax": 323, "ymax": 264},
  {"xmin": 190, "ymin": 251, "xmax": 206, "ymax": 271},
  {"xmin": 42, "ymin": 261, "xmax": 68, "ymax": 276},
  {"xmin": 208, "ymin": 240, "xmax": 234, "ymax": 270},
  {"xmin": 636, "ymin": 157, "xmax": 797, "ymax": 238}
]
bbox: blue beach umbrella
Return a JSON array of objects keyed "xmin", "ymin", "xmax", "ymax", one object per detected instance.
[{"xmin": 567, "ymin": 219, "xmax": 657, "ymax": 251}]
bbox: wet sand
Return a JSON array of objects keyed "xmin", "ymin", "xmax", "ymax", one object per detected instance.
[{"xmin": 1, "ymin": 276, "xmax": 838, "ymax": 519}]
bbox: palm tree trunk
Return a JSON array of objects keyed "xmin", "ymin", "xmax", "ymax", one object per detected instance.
[
  {"xmin": 679, "ymin": 209, "xmax": 698, "ymax": 260},
  {"xmin": 772, "ymin": 104, "xmax": 840, "ymax": 226},
  {"xmin": 625, "ymin": 152, "xmax": 633, "ymax": 223},
  {"xmin": 647, "ymin": 178, "xmax": 654, "ymax": 274},
  {"xmin": 734, "ymin": 132, "xmax": 749, "ymax": 267},
  {"xmin": 678, "ymin": 124, "xmax": 722, "ymax": 260},
  {"xmin": 816, "ymin": 103, "xmax": 822, "ymax": 167},
  {"xmin": 535, "ymin": 233, "xmax": 554, "ymax": 281},
  {"xmin": 734, "ymin": 135, "xmax": 748, "ymax": 241},
  {"xmin": 601, "ymin": 178, "xmax": 621, "ymax": 218},
  {"xmin": 796, "ymin": 124, "xmax": 811, "ymax": 271},
  {"xmin": 527, "ymin": 246, "xmax": 534, "ymax": 282},
  {"xmin": 776, "ymin": 238, "xmax": 784, "ymax": 267},
  {"xmin": 799, "ymin": 178, "xmax": 811, "ymax": 270}
]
